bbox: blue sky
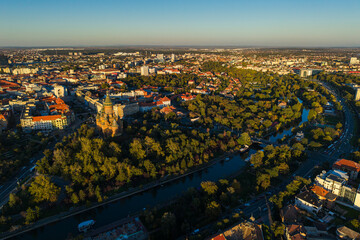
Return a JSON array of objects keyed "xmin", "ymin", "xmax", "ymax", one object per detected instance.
[{"xmin": 0, "ymin": 0, "xmax": 359, "ymax": 47}]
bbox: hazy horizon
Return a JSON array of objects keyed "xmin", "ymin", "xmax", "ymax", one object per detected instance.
[
  {"xmin": 1, "ymin": 0, "xmax": 360, "ymax": 47},
  {"xmin": 1, "ymin": 44, "xmax": 360, "ymax": 49}
]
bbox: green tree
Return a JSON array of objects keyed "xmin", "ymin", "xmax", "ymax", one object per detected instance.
[
  {"xmin": 307, "ymin": 109, "xmax": 317, "ymax": 121},
  {"xmin": 201, "ymin": 181, "xmax": 218, "ymax": 195},
  {"xmin": 257, "ymin": 173, "xmax": 271, "ymax": 190},
  {"xmin": 95, "ymin": 185, "xmax": 102, "ymax": 202},
  {"xmin": 238, "ymin": 132, "xmax": 252, "ymax": 146},
  {"xmin": 220, "ymin": 192, "xmax": 229, "ymax": 205},
  {"xmin": 263, "ymin": 120, "xmax": 272, "ymax": 129},
  {"xmin": 71, "ymin": 193, "xmax": 79, "ymax": 204},
  {"xmin": 28, "ymin": 175, "xmax": 60, "ymax": 203},
  {"xmin": 129, "ymin": 138, "xmax": 146, "ymax": 160},
  {"xmin": 271, "ymin": 221, "xmax": 285, "ymax": 238},
  {"xmin": 350, "ymin": 219, "xmax": 360, "ymax": 231},
  {"xmin": 79, "ymin": 190, "xmax": 86, "ymax": 202},
  {"xmin": 8, "ymin": 193, "xmax": 18, "ymax": 208},
  {"xmin": 219, "ymin": 179, "xmax": 229, "ymax": 186},
  {"xmin": 206, "ymin": 201, "xmax": 221, "ymax": 219},
  {"xmin": 231, "ymin": 179, "xmax": 241, "ymax": 194},
  {"xmin": 250, "ymin": 151, "xmax": 264, "ymax": 168},
  {"xmin": 25, "ymin": 207, "xmax": 40, "ymax": 224},
  {"xmin": 278, "ymin": 163, "xmax": 290, "ymax": 174},
  {"xmin": 161, "ymin": 212, "xmax": 176, "ymax": 238}
]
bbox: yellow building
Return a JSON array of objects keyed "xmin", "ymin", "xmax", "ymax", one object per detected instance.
[{"xmin": 96, "ymin": 93, "xmax": 123, "ymax": 137}]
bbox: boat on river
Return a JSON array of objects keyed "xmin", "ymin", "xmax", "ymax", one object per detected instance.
[{"xmin": 78, "ymin": 220, "xmax": 95, "ymax": 232}]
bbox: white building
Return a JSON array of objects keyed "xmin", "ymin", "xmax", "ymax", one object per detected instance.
[
  {"xmin": 315, "ymin": 170, "xmax": 348, "ymax": 196},
  {"xmin": 53, "ymin": 84, "xmax": 68, "ymax": 98},
  {"xmin": 350, "ymin": 57, "xmax": 359, "ymax": 65},
  {"xmin": 117, "ymin": 73, "xmax": 127, "ymax": 79},
  {"xmin": 141, "ymin": 66, "xmax": 149, "ymax": 76},
  {"xmin": 12, "ymin": 67, "xmax": 39, "ymax": 75},
  {"xmin": 109, "ymin": 90, "xmax": 147, "ymax": 99},
  {"xmin": 315, "ymin": 170, "xmax": 360, "ymax": 208},
  {"xmin": 21, "ymin": 114, "xmax": 69, "ymax": 132},
  {"xmin": 149, "ymin": 68, "xmax": 156, "ymax": 74},
  {"xmin": 25, "ymin": 83, "xmax": 42, "ymax": 92},
  {"xmin": 295, "ymin": 190, "xmax": 322, "ymax": 214}
]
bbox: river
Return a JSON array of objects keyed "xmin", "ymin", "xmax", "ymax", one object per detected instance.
[
  {"xmin": 269, "ymin": 98, "xmax": 309, "ymax": 142},
  {"xmin": 17, "ymin": 150, "xmax": 255, "ymax": 240},
  {"xmin": 16, "ymin": 102, "xmax": 309, "ymax": 240}
]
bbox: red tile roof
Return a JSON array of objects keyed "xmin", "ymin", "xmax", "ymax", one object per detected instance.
[
  {"xmin": 0, "ymin": 80, "xmax": 20, "ymax": 89},
  {"xmin": 211, "ymin": 234, "xmax": 227, "ymax": 240},
  {"xmin": 160, "ymin": 96, "xmax": 170, "ymax": 102},
  {"xmin": 310, "ymin": 185, "xmax": 329, "ymax": 198},
  {"xmin": 333, "ymin": 159, "xmax": 360, "ymax": 172},
  {"xmin": 49, "ymin": 104, "xmax": 69, "ymax": 112},
  {"xmin": 160, "ymin": 106, "xmax": 176, "ymax": 114},
  {"xmin": 32, "ymin": 115, "xmax": 64, "ymax": 122}
]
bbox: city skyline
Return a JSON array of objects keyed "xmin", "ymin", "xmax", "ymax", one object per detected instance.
[{"xmin": 1, "ymin": 0, "xmax": 360, "ymax": 47}]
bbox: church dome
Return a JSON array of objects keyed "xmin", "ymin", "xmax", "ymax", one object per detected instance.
[{"xmin": 104, "ymin": 92, "xmax": 113, "ymax": 107}]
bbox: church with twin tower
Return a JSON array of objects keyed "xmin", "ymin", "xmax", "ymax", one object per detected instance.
[{"xmin": 96, "ymin": 92, "xmax": 123, "ymax": 137}]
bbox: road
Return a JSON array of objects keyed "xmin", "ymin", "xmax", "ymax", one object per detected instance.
[
  {"xmin": 241, "ymin": 80, "xmax": 355, "ymax": 223},
  {"xmin": 0, "ymin": 145, "xmax": 51, "ymax": 208}
]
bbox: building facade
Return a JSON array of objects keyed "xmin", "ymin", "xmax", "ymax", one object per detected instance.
[
  {"xmin": 20, "ymin": 97, "xmax": 74, "ymax": 132},
  {"xmin": 96, "ymin": 93, "xmax": 123, "ymax": 137},
  {"xmin": 315, "ymin": 170, "xmax": 360, "ymax": 208},
  {"xmin": 295, "ymin": 190, "xmax": 322, "ymax": 214},
  {"xmin": 113, "ymin": 102, "xmax": 139, "ymax": 118},
  {"xmin": 333, "ymin": 159, "xmax": 360, "ymax": 180}
]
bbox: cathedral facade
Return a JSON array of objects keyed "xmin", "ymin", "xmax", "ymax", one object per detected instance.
[{"xmin": 96, "ymin": 93, "xmax": 123, "ymax": 137}]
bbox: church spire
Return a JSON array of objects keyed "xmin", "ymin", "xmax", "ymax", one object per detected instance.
[
  {"xmin": 96, "ymin": 89, "xmax": 122, "ymax": 137},
  {"xmin": 104, "ymin": 90, "xmax": 113, "ymax": 106}
]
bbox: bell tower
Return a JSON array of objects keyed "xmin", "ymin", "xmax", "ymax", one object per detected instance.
[{"xmin": 103, "ymin": 91, "xmax": 114, "ymax": 115}]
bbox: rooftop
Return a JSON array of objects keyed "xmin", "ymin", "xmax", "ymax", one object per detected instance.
[
  {"xmin": 32, "ymin": 115, "xmax": 64, "ymax": 122},
  {"xmin": 84, "ymin": 217, "xmax": 148, "ymax": 240},
  {"xmin": 318, "ymin": 169, "xmax": 349, "ymax": 182},
  {"xmin": 337, "ymin": 226, "xmax": 360, "ymax": 239},
  {"xmin": 310, "ymin": 185, "xmax": 337, "ymax": 201},
  {"xmin": 333, "ymin": 159, "xmax": 360, "ymax": 172},
  {"xmin": 296, "ymin": 190, "xmax": 322, "ymax": 208}
]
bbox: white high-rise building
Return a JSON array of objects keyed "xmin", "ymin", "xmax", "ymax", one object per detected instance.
[{"xmin": 141, "ymin": 66, "xmax": 149, "ymax": 76}]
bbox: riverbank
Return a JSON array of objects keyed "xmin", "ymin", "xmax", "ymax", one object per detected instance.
[
  {"xmin": 0, "ymin": 148, "xmax": 246, "ymax": 240},
  {"xmin": 5, "ymin": 96, "xmax": 316, "ymax": 240}
]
